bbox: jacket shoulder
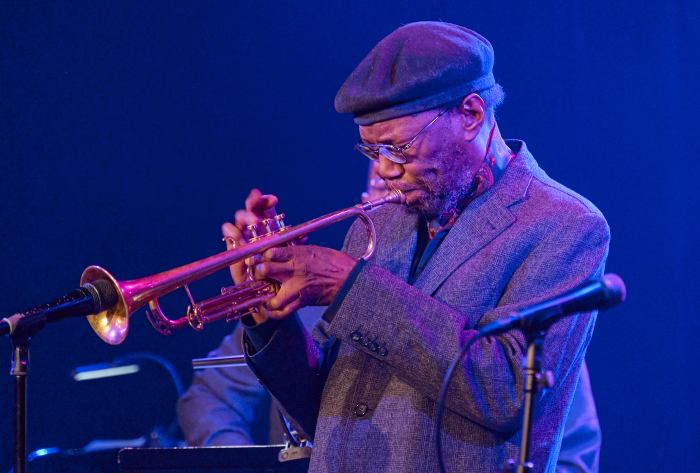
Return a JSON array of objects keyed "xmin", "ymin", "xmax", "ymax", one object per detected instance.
[{"xmin": 520, "ymin": 169, "xmax": 609, "ymax": 237}]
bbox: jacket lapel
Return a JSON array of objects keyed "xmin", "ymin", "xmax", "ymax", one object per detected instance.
[{"xmin": 373, "ymin": 205, "xmax": 420, "ymax": 282}]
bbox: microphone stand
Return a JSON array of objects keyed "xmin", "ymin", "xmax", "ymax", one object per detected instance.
[
  {"xmin": 8, "ymin": 310, "xmax": 50, "ymax": 473},
  {"xmin": 435, "ymin": 275, "xmax": 625, "ymax": 473},
  {"xmin": 503, "ymin": 329, "xmax": 553, "ymax": 473},
  {"xmin": 11, "ymin": 339, "xmax": 29, "ymax": 473}
]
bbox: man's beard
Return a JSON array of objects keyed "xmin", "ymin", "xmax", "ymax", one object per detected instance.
[{"xmin": 406, "ymin": 163, "xmax": 475, "ymax": 221}]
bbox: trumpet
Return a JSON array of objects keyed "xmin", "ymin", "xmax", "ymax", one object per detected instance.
[{"xmin": 81, "ymin": 190, "xmax": 405, "ymax": 345}]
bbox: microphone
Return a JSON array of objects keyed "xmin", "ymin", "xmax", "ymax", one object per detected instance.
[
  {"xmin": 479, "ymin": 273, "xmax": 626, "ymax": 337},
  {"xmin": 0, "ymin": 280, "xmax": 119, "ymax": 336}
]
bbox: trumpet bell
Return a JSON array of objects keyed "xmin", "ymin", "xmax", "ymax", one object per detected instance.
[{"xmin": 80, "ymin": 265, "xmax": 129, "ymax": 345}]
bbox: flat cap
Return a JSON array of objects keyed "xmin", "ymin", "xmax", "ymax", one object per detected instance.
[{"xmin": 335, "ymin": 21, "xmax": 495, "ymax": 125}]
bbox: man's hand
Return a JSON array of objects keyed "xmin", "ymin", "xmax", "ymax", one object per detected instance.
[
  {"xmin": 221, "ymin": 188, "xmax": 357, "ymax": 321},
  {"xmin": 246, "ymin": 245, "xmax": 357, "ymax": 319},
  {"xmin": 221, "ymin": 188, "xmax": 279, "ymax": 284},
  {"xmin": 221, "ymin": 188, "xmax": 279, "ymax": 324}
]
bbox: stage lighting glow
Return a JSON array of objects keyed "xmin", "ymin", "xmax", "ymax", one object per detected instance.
[{"xmin": 72, "ymin": 363, "xmax": 140, "ymax": 381}]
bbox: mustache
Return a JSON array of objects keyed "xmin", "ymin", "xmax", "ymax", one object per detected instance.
[{"xmin": 385, "ymin": 180, "xmax": 421, "ymax": 193}]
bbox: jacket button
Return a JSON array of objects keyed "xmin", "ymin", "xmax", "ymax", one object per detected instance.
[
  {"xmin": 367, "ymin": 341, "xmax": 378, "ymax": 352},
  {"xmin": 353, "ymin": 403, "xmax": 368, "ymax": 417},
  {"xmin": 378, "ymin": 346, "xmax": 388, "ymax": 357},
  {"xmin": 351, "ymin": 330, "xmax": 362, "ymax": 342}
]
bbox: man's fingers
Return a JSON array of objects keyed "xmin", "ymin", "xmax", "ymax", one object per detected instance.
[
  {"xmin": 221, "ymin": 222, "xmax": 243, "ymax": 249},
  {"xmin": 245, "ymin": 247, "xmax": 294, "ymax": 267},
  {"xmin": 268, "ymin": 298, "xmax": 303, "ymax": 320},
  {"xmin": 223, "ymin": 189, "xmax": 282, "ymax": 286},
  {"xmin": 251, "ymin": 261, "xmax": 293, "ymax": 281},
  {"xmin": 222, "ymin": 222, "xmax": 247, "ymax": 283},
  {"xmin": 265, "ymin": 283, "xmax": 299, "ymax": 311},
  {"xmin": 235, "ymin": 209, "xmax": 259, "ymax": 228},
  {"xmin": 244, "ymin": 188, "xmax": 262, "ymax": 213},
  {"xmin": 266, "ymin": 246, "xmax": 294, "ymax": 261},
  {"xmin": 259, "ymin": 194, "xmax": 279, "ymax": 218},
  {"xmin": 266, "ymin": 284, "xmax": 304, "ymax": 319},
  {"xmin": 245, "ymin": 189, "xmax": 278, "ymax": 218}
]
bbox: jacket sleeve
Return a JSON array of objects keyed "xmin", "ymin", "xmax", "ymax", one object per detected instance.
[
  {"xmin": 325, "ymin": 212, "xmax": 610, "ymax": 432},
  {"xmin": 241, "ymin": 225, "xmax": 367, "ymax": 439},
  {"xmin": 242, "ymin": 311, "xmax": 336, "ymax": 440},
  {"xmin": 177, "ymin": 324, "xmax": 272, "ymax": 446}
]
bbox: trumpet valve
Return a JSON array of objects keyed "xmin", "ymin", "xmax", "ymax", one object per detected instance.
[
  {"xmin": 274, "ymin": 213, "xmax": 287, "ymax": 230},
  {"xmin": 246, "ymin": 223, "xmax": 260, "ymax": 242},
  {"xmin": 261, "ymin": 218, "xmax": 274, "ymax": 237}
]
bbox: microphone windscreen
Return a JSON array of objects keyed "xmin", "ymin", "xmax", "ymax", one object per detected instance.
[
  {"xmin": 602, "ymin": 273, "xmax": 627, "ymax": 307},
  {"xmin": 90, "ymin": 279, "xmax": 120, "ymax": 311}
]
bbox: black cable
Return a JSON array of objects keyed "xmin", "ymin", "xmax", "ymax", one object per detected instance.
[
  {"xmin": 435, "ymin": 332, "xmax": 484, "ymax": 473},
  {"xmin": 113, "ymin": 352, "xmax": 185, "ymax": 439}
]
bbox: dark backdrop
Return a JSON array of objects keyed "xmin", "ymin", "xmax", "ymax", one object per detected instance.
[{"xmin": 1, "ymin": 1, "xmax": 698, "ymax": 471}]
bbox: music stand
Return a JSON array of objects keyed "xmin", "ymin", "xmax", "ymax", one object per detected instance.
[{"xmin": 118, "ymin": 445, "xmax": 310, "ymax": 473}]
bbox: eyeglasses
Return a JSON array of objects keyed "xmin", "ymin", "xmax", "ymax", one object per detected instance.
[{"xmin": 354, "ymin": 109, "xmax": 448, "ymax": 164}]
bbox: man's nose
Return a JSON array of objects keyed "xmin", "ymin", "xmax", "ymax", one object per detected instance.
[{"xmin": 376, "ymin": 155, "xmax": 403, "ymax": 180}]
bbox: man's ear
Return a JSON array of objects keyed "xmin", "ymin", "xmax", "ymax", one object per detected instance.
[{"xmin": 459, "ymin": 93, "xmax": 486, "ymax": 140}]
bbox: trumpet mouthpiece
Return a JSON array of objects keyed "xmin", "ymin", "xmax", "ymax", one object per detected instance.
[
  {"xmin": 358, "ymin": 189, "xmax": 405, "ymax": 211},
  {"xmin": 390, "ymin": 189, "xmax": 406, "ymax": 204}
]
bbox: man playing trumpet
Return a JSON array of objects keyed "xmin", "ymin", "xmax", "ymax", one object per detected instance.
[{"xmin": 222, "ymin": 22, "xmax": 609, "ymax": 473}]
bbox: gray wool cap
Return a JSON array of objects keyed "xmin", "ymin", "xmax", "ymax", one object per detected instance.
[{"xmin": 335, "ymin": 21, "xmax": 496, "ymax": 125}]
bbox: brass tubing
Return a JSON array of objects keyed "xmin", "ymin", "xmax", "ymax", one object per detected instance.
[{"xmin": 81, "ymin": 190, "xmax": 404, "ymax": 345}]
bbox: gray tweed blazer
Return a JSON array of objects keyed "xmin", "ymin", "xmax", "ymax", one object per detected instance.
[{"xmin": 244, "ymin": 140, "xmax": 610, "ymax": 473}]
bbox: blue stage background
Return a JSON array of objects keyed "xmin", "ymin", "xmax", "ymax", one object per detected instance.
[{"xmin": 1, "ymin": 2, "xmax": 698, "ymax": 471}]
